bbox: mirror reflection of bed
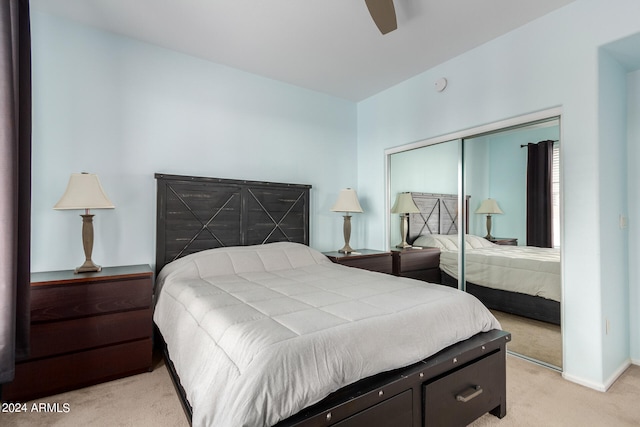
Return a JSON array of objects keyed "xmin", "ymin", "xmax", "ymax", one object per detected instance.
[
  {"xmin": 388, "ymin": 116, "xmax": 562, "ymax": 370},
  {"xmin": 407, "ymin": 194, "xmax": 561, "ymax": 368}
]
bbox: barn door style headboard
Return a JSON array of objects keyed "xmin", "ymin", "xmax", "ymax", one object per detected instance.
[
  {"xmin": 155, "ymin": 173, "xmax": 311, "ymax": 273},
  {"xmin": 407, "ymin": 192, "xmax": 470, "ymax": 244}
]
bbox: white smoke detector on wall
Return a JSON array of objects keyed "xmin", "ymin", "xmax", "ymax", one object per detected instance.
[{"xmin": 435, "ymin": 77, "xmax": 448, "ymax": 92}]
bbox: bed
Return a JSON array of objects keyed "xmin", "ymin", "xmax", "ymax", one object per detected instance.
[
  {"xmin": 154, "ymin": 174, "xmax": 510, "ymax": 427},
  {"xmin": 407, "ymin": 192, "xmax": 561, "ymax": 325}
]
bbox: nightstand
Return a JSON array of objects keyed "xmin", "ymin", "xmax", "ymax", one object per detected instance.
[
  {"xmin": 2, "ymin": 265, "xmax": 154, "ymax": 402},
  {"xmin": 489, "ymin": 237, "xmax": 518, "ymax": 246},
  {"xmin": 392, "ymin": 247, "xmax": 441, "ymax": 283},
  {"xmin": 323, "ymin": 249, "xmax": 393, "ymax": 274}
]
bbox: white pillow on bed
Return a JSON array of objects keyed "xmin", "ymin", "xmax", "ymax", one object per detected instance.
[
  {"xmin": 465, "ymin": 235, "xmax": 495, "ymax": 248},
  {"xmin": 413, "ymin": 234, "xmax": 495, "ymax": 250},
  {"xmin": 413, "ymin": 234, "xmax": 459, "ymax": 251}
]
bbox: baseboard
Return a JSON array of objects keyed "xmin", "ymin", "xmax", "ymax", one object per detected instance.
[
  {"xmin": 631, "ymin": 358, "xmax": 640, "ymax": 366},
  {"xmin": 562, "ymin": 372, "xmax": 607, "ymax": 392},
  {"xmin": 603, "ymin": 359, "xmax": 632, "ymax": 391},
  {"xmin": 563, "ymin": 359, "xmax": 632, "ymax": 392}
]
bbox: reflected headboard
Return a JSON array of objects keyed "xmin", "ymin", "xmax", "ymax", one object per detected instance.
[
  {"xmin": 407, "ymin": 192, "xmax": 470, "ymax": 244},
  {"xmin": 155, "ymin": 173, "xmax": 311, "ymax": 274}
]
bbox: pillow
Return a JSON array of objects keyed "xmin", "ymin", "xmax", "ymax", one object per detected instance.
[
  {"xmin": 413, "ymin": 234, "xmax": 459, "ymax": 251},
  {"xmin": 465, "ymin": 235, "xmax": 496, "ymax": 248}
]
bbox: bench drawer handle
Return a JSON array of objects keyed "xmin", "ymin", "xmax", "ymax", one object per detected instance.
[{"xmin": 456, "ymin": 385, "xmax": 483, "ymax": 402}]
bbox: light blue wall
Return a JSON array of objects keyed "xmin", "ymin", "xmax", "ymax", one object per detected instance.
[
  {"xmin": 602, "ymin": 33, "xmax": 640, "ymax": 366},
  {"xmin": 628, "ymin": 69, "xmax": 640, "ymax": 364},
  {"xmin": 30, "ymin": 11, "xmax": 358, "ymax": 272},
  {"xmin": 464, "ymin": 140, "xmax": 490, "ymax": 236},
  {"xmin": 357, "ymin": 0, "xmax": 640, "ymax": 389},
  {"xmin": 598, "ymin": 49, "xmax": 630, "ymax": 382}
]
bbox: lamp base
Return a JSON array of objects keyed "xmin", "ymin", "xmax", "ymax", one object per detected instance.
[
  {"xmin": 75, "ymin": 260, "xmax": 102, "ymax": 274},
  {"xmin": 395, "ymin": 214, "xmax": 413, "ymax": 249},
  {"xmin": 338, "ymin": 245, "xmax": 355, "ymax": 254},
  {"xmin": 484, "ymin": 215, "xmax": 494, "ymax": 241},
  {"xmin": 395, "ymin": 242, "xmax": 412, "ymax": 249},
  {"xmin": 75, "ymin": 213, "xmax": 102, "ymax": 274},
  {"xmin": 338, "ymin": 214, "xmax": 355, "ymax": 254}
]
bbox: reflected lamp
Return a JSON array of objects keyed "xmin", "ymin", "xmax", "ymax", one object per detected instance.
[
  {"xmin": 475, "ymin": 198, "xmax": 503, "ymax": 240},
  {"xmin": 390, "ymin": 192, "xmax": 420, "ymax": 248}
]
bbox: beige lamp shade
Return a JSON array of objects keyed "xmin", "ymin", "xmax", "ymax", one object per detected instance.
[
  {"xmin": 390, "ymin": 192, "xmax": 420, "ymax": 214},
  {"xmin": 475, "ymin": 198, "xmax": 503, "ymax": 215},
  {"xmin": 331, "ymin": 188, "xmax": 363, "ymax": 213},
  {"xmin": 54, "ymin": 173, "xmax": 115, "ymax": 210}
]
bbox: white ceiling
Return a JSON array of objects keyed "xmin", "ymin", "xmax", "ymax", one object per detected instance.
[{"xmin": 31, "ymin": 0, "xmax": 576, "ymax": 101}]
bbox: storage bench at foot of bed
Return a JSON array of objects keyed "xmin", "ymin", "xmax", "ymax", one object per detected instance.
[{"xmin": 159, "ymin": 328, "xmax": 510, "ymax": 427}]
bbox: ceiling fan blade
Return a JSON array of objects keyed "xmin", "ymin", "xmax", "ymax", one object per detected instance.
[{"xmin": 365, "ymin": 0, "xmax": 397, "ymax": 35}]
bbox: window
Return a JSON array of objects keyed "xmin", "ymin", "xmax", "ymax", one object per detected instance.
[{"xmin": 552, "ymin": 142, "xmax": 560, "ymax": 248}]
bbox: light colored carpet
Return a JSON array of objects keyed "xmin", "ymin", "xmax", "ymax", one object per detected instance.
[
  {"xmin": 3, "ymin": 352, "xmax": 639, "ymax": 426},
  {"xmin": 471, "ymin": 357, "xmax": 640, "ymax": 427},
  {"xmin": 2, "ymin": 353, "xmax": 188, "ymax": 427},
  {"xmin": 491, "ymin": 310, "xmax": 562, "ymax": 369}
]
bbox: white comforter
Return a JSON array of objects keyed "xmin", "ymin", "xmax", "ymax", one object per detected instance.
[
  {"xmin": 440, "ymin": 245, "xmax": 561, "ymax": 302},
  {"xmin": 154, "ymin": 242, "xmax": 500, "ymax": 427}
]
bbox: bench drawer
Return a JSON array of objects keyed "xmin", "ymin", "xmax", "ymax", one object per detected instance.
[
  {"xmin": 334, "ymin": 390, "xmax": 413, "ymax": 427},
  {"xmin": 424, "ymin": 351, "xmax": 504, "ymax": 427}
]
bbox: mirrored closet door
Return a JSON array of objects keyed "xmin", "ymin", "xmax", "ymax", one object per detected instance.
[
  {"xmin": 463, "ymin": 118, "xmax": 561, "ymax": 369},
  {"xmin": 387, "ymin": 113, "xmax": 562, "ymax": 370}
]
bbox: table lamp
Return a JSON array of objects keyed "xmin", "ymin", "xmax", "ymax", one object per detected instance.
[
  {"xmin": 331, "ymin": 188, "xmax": 363, "ymax": 253},
  {"xmin": 54, "ymin": 173, "xmax": 115, "ymax": 273}
]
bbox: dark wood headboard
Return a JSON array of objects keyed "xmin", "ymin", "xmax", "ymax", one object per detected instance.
[
  {"xmin": 155, "ymin": 173, "xmax": 311, "ymax": 274},
  {"xmin": 407, "ymin": 192, "xmax": 470, "ymax": 244}
]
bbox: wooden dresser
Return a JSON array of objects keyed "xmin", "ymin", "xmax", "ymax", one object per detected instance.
[
  {"xmin": 323, "ymin": 249, "xmax": 393, "ymax": 274},
  {"xmin": 2, "ymin": 265, "xmax": 154, "ymax": 402},
  {"xmin": 488, "ymin": 237, "xmax": 518, "ymax": 246},
  {"xmin": 391, "ymin": 247, "xmax": 441, "ymax": 283}
]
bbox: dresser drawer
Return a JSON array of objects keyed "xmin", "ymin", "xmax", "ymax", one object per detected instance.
[
  {"xmin": 324, "ymin": 250, "xmax": 393, "ymax": 274},
  {"xmin": 31, "ymin": 277, "xmax": 152, "ymax": 321},
  {"xmin": 339, "ymin": 255, "xmax": 393, "ymax": 274},
  {"xmin": 423, "ymin": 351, "xmax": 503, "ymax": 426},
  {"xmin": 396, "ymin": 249, "xmax": 439, "ymax": 272},
  {"xmin": 3, "ymin": 339, "xmax": 152, "ymax": 402},
  {"xmin": 29, "ymin": 308, "xmax": 153, "ymax": 359}
]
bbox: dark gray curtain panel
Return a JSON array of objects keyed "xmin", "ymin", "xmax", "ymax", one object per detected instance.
[
  {"xmin": 526, "ymin": 140, "xmax": 553, "ymax": 248},
  {"xmin": 0, "ymin": 0, "xmax": 31, "ymax": 385}
]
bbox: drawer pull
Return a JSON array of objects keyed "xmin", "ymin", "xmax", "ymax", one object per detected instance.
[{"xmin": 456, "ymin": 385, "xmax": 483, "ymax": 402}]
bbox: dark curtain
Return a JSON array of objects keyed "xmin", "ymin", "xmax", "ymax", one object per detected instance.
[
  {"xmin": 526, "ymin": 140, "xmax": 553, "ymax": 248},
  {"xmin": 0, "ymin": 0, "xmax": 31, "ymax": 385}
]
